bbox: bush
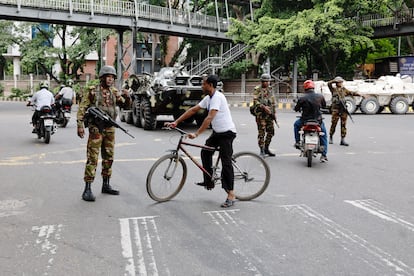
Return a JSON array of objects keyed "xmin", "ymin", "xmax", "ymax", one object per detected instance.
[
  {"xmin": 8, "ymin": 88, "xmax": 31, "ymax": 99},
  {"xmin": 220, "ymin": 60, "xmax": 255, "ymax": 80},
  {"xmin": 0, "ymin": 83, "xmax": 4, "ymax": 96}
]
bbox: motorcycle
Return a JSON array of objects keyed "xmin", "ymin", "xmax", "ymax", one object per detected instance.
[
  {"xmin": 32, "ymin": 105, "xmax": 57, "ymax": 144},
  {"xmin": 55, "ymin": 99, "xmax": 72, "ymax": 127},
  {"xmin": 297, "ymin": 119, "xmax": 325, "ymax": 167}
]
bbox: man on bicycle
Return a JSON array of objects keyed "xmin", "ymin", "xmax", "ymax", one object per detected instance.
[{"xmin": 166, "ymin": 75, "xmax": 237, "ymax": 208}]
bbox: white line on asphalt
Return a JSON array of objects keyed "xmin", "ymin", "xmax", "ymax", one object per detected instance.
[
  {"xmin": 204, "ymin": 209, "xmax": 263, "ymax": 275},
  {"xmin": 120, "ymin": 216, "xmax": 165, "ymax": 276},
  {"xmin": 279, "ymin": 204, "xmax": 414, "ymax": 275},
  {"xmin": 345, "ymin": 199, "xmax": 414, "ymax": 232}
]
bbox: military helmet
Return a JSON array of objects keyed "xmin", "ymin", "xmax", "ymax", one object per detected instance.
[
  {"xmin": 260, "ymin": 73, "xmax": 271, "ymax": 82},
  {"xmin": 333, "ymin": 76, "xmax": 345, "ymax": 83},
  {"xmin": 99, "ymin": 65, "xmax": 117, "ymax": 78},
  {"xmin": 303, "ymin": 80, "xmax": 315, "ymax": 90},
  {"xmin": 39, "ymin": 81, "xmax": 49, "ymax": 89}
]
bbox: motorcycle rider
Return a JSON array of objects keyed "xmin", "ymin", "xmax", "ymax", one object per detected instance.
[
  {"xmin": 77, "ymin": 65, "xmax": 131, "ymax": 202},
  {"xmin": 55, "ymin": 79, "xmax": 76, "ymax": 109},
  {"xmin": 27, "ymin": 81, "xmax": 55, "ymax": 133},
  {"xmin": 293, "ymin": 80, "xmax": 328, "ymax": 162},
  {"xmin": 251, "ymin": 73, "xmax": 277, "ymax": 157}
]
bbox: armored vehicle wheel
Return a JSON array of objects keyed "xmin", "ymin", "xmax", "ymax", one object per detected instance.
[
  {"xmin": 140, "ymin": 98, "xmax": 157, "ymax": 130},
  {"xmin": 125, "ymin": 111, "xmax": 133, "ymax": 124},
  {"xmin": 132, "ymin": 99, "xmax": 142, "ymax": 127},
  {"xmin": 390, "ymin": 96, "xmax": 409, "ymax": 114},
  {"xmin": 360, "ymin": 97, "xmax": 380, "ymax": 115},
  {"xmin": 344, "ymin": 96, "xmax": 357, "ymax": 114}
]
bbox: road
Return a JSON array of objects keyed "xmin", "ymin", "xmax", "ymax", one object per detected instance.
[{"xmin": 1, "ymin": 101, "xmax": 413, "ymax": 275}]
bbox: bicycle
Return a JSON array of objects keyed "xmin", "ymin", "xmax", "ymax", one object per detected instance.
[{"xmin": 146, "ymin": 127, "xmax": 271, "ymax": 202}]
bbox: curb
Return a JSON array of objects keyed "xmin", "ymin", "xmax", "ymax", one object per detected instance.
[
  {"xmin": 228, "ymin": 101, "xmax": 293, "ymax": 110},
  {"xmin": 0, "ymin": 97, "xmax": 27, "ymax": 102}
]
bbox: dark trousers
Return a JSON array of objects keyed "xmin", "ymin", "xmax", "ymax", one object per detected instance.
[{"xmin": 201, "ymin": 131, "xmax": 236, "ymax": 191}]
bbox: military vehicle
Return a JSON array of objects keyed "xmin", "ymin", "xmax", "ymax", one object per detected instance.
[
  {"xmin": 314, "ymin": 75, "xmax": 414, "ymax": 114},
  {"xmin": 120, "ymin": 67, "xmax": 206, "ymax": 130}
]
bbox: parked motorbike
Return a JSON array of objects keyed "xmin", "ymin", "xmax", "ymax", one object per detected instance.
[
  {"xmin": 55, "ymin": 99, "xmax": 72, "ymax": 127},
  {"xmin": 32, "ymin": 105, "xmax": 57, "ymax": 144},
  {"xmin": 297, "ymin": 119, "xmax": 325, "ymax": 167}
]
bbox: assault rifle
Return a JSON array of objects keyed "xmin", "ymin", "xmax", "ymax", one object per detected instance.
[
  {"xmin": 85, "ymin": 107, "xmax": 135, "ymax": 138},
  {"xmin": 337, "ymin": 96, "xmax": 354, "ymax": 123},
  {"xmin": 272, "ymin": 113, "xmax": 280, "ymax": 128}
]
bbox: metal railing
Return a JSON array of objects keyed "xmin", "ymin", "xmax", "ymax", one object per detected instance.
[
  {"xmin": 189, "ymin": 44, "xmax": 248, "ymax": 75},
  {"xmin": 360, "ymin": 8, "xmax": 414, "ymax": 28},
  {"xmin": 0, "ymin": 0, "xmax": 229, "ymax": 32}
]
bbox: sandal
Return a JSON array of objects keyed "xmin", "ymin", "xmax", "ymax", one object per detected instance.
[{"xmin": 220, "ymin": 198, "xmax": 235, "ymax": 208}]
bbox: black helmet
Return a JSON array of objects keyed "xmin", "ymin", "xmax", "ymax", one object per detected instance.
[
  {"xmin": 99, "ymin": 65, "xmax": 117, "ymax": 78},
  {"xmin": 260, "ymin": 73, "xmax": 271, "ymax": 82}
]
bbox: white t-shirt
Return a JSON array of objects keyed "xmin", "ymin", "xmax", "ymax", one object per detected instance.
[
  {"xmin": 31, "ymin": 88, "xmax": 55, "ymax": 111},
  {"xmin": 198, "ymin": 90, "xmax": 236, "ymax": 133},
  {"xmin": 58, "ymin": 86, "xmax": 75, "ymax": 100}
]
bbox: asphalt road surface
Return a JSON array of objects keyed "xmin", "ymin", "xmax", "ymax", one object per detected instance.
[{"xmin": 1, "ymin": 101, "xmax": 413, "ymax": 275}]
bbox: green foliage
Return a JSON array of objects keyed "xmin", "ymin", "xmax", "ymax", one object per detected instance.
[
  {"xmin": 0, "ymin": 83, "xmax": 4, "ymax": 96},
  {"xmin": 220, "ymin": 60, "xmax": 255, "ymax": 79},
  {"xmin": 8, "ymin": 87, "xmax": 30, "ymax": 99}
]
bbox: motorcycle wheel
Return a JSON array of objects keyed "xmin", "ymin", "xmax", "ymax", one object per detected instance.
[
  {"xmin": 61, "ymin": 118, "xmax": 68, "ymax": 128},
  {"xmin": 307, "ymin": 149, "xmax": 313, "ymax": 167},
  {"xmin": 44, "ymin": 130, "xmax": 51, "ymax": 144}
]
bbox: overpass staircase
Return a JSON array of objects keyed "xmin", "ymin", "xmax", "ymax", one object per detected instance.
[{"xmin": 189, "ymin": 44, "xmax": 248, "ymax": 76}]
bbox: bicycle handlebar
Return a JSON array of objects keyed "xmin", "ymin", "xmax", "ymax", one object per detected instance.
[{"xmin": 162, "ymin": 126, "xmax": 188, "ymax": 136}]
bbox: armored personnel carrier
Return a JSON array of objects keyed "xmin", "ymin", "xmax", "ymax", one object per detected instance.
[
  {"xmin": 314, "ymin": 75, "xmax": 414, "ymax": 114},
  {"xmin": 121, "ymin": 67, "xmax": 207, "ymax": 130}
]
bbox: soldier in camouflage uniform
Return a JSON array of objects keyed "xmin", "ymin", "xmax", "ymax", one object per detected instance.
[
  {"xmin": 328, "ymin": 76, "xmax": 361, "ymax": 146},
  {"xmin": 252, "ymin": 73, "xmax": 277, "ymax": 157},
  {"xmin": 77, "ymin": 65, "xmax": 131, "ymax": 202}
]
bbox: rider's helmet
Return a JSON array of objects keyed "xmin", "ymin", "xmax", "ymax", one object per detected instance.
[
  {"xmin": 39, "ymin": 81, "xmax": 49, "ymax": 89},
  {"xmin": 333, "ymin": 76, "xmax": 345, "ymax": 83},
  {"xmin": 99, "ymin": 65, "xmax": 117, "ymax": 79},
  {"xmin": 260, "ymin": 73, "xmax": 271, "ymax": 82},
  {"xmin": 66, "ymin": 79, "xmax": 74, "ymax": 87},
  {"xmin": 303, "ymin": 80, "xmax": 315, "ymax": 90}
]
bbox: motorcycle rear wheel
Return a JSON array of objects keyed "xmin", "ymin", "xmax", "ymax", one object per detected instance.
[
  {"xmin": 44, "ymin": 130, "xmax": 51, "ymax": 144},
  {"xmin": 307, "ymin": 149, "xmax": 313, "ymax": 167}
]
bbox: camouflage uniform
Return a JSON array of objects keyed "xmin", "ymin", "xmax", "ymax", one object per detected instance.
[
  {"xmin": 252, "ymin": 85, "xmax": 276, "ymax": 151},
  {"xmin": 328, "ymin": 80, "xmax": 359, "ymax": 139},
  {"xmin": 77, "ymin": 85, "xmax": 129, "ymax": 183}
]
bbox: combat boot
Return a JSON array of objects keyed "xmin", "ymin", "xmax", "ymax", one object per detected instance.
[
  {"xmin": 329, "ymin": 135, "xmax": 333, "ymax": 144},
  {"xmin": 102, "ymin": 177, "xmax": 120, "ymax": 195},
  {"xmin": 260, "ymin": 147, "xmax": 266, "ymax": 157},
  {"xmin": 264, "ymin": 146, "xmax": 275, "ymax": 157},
  {"xmin": 340, "ymin": 138, "xmax": 349, "ymax": 146},
  {"xmin": 82, "ymin": 182, "xmax": 95, "ymax": 202}
]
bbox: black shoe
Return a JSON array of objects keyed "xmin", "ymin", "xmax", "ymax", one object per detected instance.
[
  {"xmin": 102, "ymin": 178, "xmax": 120, "ymax": 195},
  {"xmin": 294, "ymin": 142, "xmax": 300, "ymax": 149},
  {"xmin": 329, "ymin": 136, "xmax": 333, "ymax": 144},
  {"xmin": 264, "ymin": 147, "xmax": 275, "ymax": 157},
  {"xmin": 340, "ymin": 139, "xmax": 349, "ymax": 146},
  {"xmin": 320, "ymin": 155, "xmax": 328, "ymax": 163},
  {"xmin": 32, "ymin": 128, "xmax": 37, "ymax": 134},
  {"xmin": 82, "ymin": 183, "xmax": 95, "ymax": 202},
  {"xmin": 196, "ymin": 182, "xmax": 215, "ymax": 190}
]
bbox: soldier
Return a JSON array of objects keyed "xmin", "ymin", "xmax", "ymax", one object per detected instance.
[
  {"xmin": 76, "ymin": 65, "xmax": 131, "ymax": 202},
  {"xmin": 252, "ymin": 73, "xmax": 277, "ymax": 157},
  {"xmin": 328, "ymin": 76, "xmax": 361, "ymax": 146}
]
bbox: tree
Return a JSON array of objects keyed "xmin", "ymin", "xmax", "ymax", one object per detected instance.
[
  {"xmin": 0, "ymin": 21, "xmax": 16, "ymax": 79},
  {"xmin": 15, "ymin": 23, "xmax": 99, "ymax": 83}
]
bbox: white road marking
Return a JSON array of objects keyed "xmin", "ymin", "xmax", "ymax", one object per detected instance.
[
  {"xmin": 0, "ymin": 199, "xmax": 26, "ymax": 217},
  {"xmin": 280, "ymin": 204, "xmax": 414, "ymax": 275},
  {"xmin": 204, "ymin": 209, "xmax": 263, "ymax": 275},
  {"xmin": 32, "ymin": 224, "xmax": 63, "ymax": 275},
  {"xmin": 120, "ymin": 216, "xmax": 168, "ymax": 276},
  {"xmin": 345, "ymin": 199, "xmax": 414, "ymax": 232}
]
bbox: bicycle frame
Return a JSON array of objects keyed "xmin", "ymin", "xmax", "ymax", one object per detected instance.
[{"xmin": 171, "ymin": 128, "xmax": 221, "ymax": 183}]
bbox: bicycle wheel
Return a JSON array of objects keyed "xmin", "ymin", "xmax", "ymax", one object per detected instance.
[
  {"xmin": 146, "ymin": 153, "xmax": 187, "ymax": 202},
  {"xmin": 232, "ymin": 151, "xmax": 270, "ymax": 201}
]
